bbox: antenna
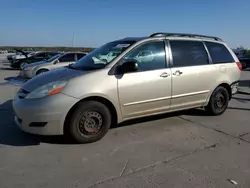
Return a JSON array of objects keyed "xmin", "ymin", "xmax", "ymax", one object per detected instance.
[{"xmin": 72, "ymin": 31, "xmax": 75, "ymax": 47}]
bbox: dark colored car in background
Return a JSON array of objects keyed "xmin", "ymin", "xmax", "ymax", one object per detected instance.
[
  {"xmin": 10, "ymin": 51, "xmax": 59, "ymax": 69},
  {"xmin": 7, "ymin": 50, "xmax": 32, "ymax": 61},
  {"xmin": 239, "ymin": 54, "xmax": 250, "ymax": 70}
]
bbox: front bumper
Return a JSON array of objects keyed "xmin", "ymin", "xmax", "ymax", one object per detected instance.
[
  {"xmin": 13, "ymin": 93, "xmax": 78, "ymax": 135},
  {"xmin": 19, "ymin": 69, "xmax": 33, "ymax": 78},
  {"xmin": 10, "ymin": 60, "xmax": 19, "ymax": 68}
]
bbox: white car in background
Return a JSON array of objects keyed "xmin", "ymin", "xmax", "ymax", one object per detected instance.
[
  {"xmin": 22, "ymin": 52, "xmax": 87, "ymax": 78},
  {"xmin": 14, "ymin": 52, "xmax": 37, "ymax": 60}
]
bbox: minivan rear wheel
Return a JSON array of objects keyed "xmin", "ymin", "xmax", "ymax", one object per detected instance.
[
  {"xmin": 68, "ymin": 101, "xmax": 111, "ymax": 144},
  {"xmin": 205, "ymin": 86, "xmax": 229, "ymax": 115}
]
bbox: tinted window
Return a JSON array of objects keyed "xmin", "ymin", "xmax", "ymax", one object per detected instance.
[
  {"xmin": 59, "ymin": 53, "xmax": 75, "ymax": 62},
  {"xmin": 35, "ymin": 53, "xmax": 46, "ymax": 58},
  {"xmin": 46, "ymin": 52, "xmax": 57, "ymax": 58},
  {"xmin": 122, "ymin": 41, "xmax": 166, "ymax": 71},
  {"xmin": 170, "ymin": 40, "xmax": 209, "ymax": 67},
  {"xmin": 205, "ymin": 42, "xmax": 234, "ymax": 63},
  {"xmin": 46, "ymin": 53, "xmax": 62, "ymax": 62},
  {"xmin": 77, "ymin": 53, "xmax": 86, "ymax": 60},
  {"xmin": 243, "ymin": 54, "xmax": 250, "ymax": 59}
]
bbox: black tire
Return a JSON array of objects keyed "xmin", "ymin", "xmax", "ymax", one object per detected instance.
[
  {"xmin": 205, "ymin": 86, "xmax": 229, "ymax": 115},
  {"xmin": 68, "ymin": 101, "xmax": 111, "ymax": 144},
  {"xmin": 36, "ymin": 69, "xmax": 48, "ymax": 75}
]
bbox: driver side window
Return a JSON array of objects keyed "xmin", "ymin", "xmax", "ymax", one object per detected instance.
[
  {"xmin": 121, "ymin": 41, "xmax": 166, "ymax": 72},
  {"xmin": 58, "ymin": 53, "xmax": 75, "ymax": 62}
]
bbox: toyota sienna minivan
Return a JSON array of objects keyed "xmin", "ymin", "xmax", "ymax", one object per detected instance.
[{"xmin": 13, "ymin": 32, "xmax": 242, "ymax": 143}]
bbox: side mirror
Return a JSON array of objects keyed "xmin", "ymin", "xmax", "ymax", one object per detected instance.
[
  {"xmin": 118, "ymin": 60, "xmax": 138, "ymax": 74},
  {"xmin": 53, "ymin": 59, "xmax": 59, "ymax": 64}
]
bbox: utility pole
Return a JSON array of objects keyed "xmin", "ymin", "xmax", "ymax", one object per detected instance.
[{"xmin": 72, "ymin": 31, "xmax": 75, "ymax": 47}]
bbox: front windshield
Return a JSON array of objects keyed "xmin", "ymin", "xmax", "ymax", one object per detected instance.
[
  {"xmin": 46, "ymin": 53, "xmax": 62, "ymax": 62},
  {"xmin": 71, "ymin": 40, "xmax": 136, "ymax": 70},
  {"xmin": 27, "ymin": 52, "xmax": 36, "ymax": 57}
]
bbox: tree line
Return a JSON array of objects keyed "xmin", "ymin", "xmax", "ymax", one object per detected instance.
[{"xmin": 0, "ymin": 46, "xmax": 95, "ymax": 53}]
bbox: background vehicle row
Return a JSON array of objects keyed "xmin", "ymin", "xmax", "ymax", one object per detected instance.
[{"xmin": 21, "ymin": 52, "xmax": 87, "ymax": 78}]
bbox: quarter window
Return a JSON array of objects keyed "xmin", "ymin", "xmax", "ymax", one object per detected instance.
[
  {"xmin": 205, "ymin": 42, "xmax": 235, "ymax": 64},
  {"xmin": 170, "ymin": 40, "xmax": 209, "ymax": 67},
  {"xmin": 121, "ymin": 41, "xmax": 166, "ymax": 72}
]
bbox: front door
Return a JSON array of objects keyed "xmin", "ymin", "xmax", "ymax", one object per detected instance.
[
  {"xmin": 169, "ymin": 40, "xmax": 217, "ymax": 111},
  {"xmin": 117, "ymin": 40, "xmax": 172, "ymax": 119}
]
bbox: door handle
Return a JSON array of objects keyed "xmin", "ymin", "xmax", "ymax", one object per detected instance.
[
  {"xmin": 173, "ymin": 70, "xmax": 183, "ymax": 76},
  {"xmin": 160, "ymin": 72, "xmax": 170, "ymax": 78}
]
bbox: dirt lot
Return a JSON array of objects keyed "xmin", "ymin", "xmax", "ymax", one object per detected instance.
[{"xmin": 0, "ymin": 56, "xmax": 250, "ymax": 188}]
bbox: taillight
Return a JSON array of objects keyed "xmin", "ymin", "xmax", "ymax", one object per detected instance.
[{"xmin": 236, "ymin": 62, "xmax": 242, "ymax": 71}]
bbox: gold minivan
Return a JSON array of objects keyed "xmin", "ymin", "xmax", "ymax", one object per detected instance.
[{"xmin": 13, "ymin": 33, "xmax": 242, "ymax": 143}]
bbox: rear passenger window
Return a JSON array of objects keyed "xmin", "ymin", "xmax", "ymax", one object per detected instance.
[
  {"xmin": 170, "ymin": 40, "xmax": 209, "ymax": 67},
  {"xmin": 205, "ymin": 42, "xmax": 234, "ymax": 64}
]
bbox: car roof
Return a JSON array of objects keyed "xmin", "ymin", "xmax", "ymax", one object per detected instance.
[{"xmin": 116, "ymin": 33, "xmax": 224, "ymax": 43}]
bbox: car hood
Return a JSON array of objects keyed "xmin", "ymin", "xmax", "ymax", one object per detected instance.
[
  {"xmin": 22, "ymin": 67, "xmax": 86, "ymax": 92},
  {"xmin": 14, "ymin": 54, "xmax": 26, "ymax": 59}
]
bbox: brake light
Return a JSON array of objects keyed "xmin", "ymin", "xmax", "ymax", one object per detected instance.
[{"xmin": 236, "ymin": 62, "xmax": 242, "ymax": 71}]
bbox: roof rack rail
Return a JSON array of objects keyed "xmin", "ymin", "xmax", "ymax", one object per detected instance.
[{"xmin": 150, "ymin": 32, "xmax": 223, "ymax": 41}]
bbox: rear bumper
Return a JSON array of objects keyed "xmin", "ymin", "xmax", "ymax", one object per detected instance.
[{"xmin": 231, "ymin": 81, "xmax": 239, "ymax": 95}]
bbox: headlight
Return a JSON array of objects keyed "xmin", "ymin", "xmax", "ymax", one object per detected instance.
[
  {"xmin": 26, "ymin": 80, "xmax": 68, "ymax": 99},
  {"xmin": 24, "ymin": 66, "xmax": 33, "ymax": 71}
]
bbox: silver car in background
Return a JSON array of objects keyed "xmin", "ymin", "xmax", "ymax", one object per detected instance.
[{"xmin": 22, "ymin": 52, "xmax": 87, "ymax": 78}]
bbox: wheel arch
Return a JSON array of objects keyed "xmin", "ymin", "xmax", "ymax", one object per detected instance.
[
  {"xmin": 63, "ymin": 96, "xmax": 118, "ymax": 134},
  {"xmin": 36, "ymin": 68, "xmax": 49, "ymax": 75},
  {"xmin": 217, "ymin": 83, "xmax": 232, "ymax": 100},
  {"xmin": 204, "ymin": 82, "xmax": 232, "ymax": 106}
]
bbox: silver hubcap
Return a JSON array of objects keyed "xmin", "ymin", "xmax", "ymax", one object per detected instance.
[
  {"xmin": 78, "ymin": 111, "xmax": 103, "ymax": 135},
  {"xmin": 215, "ymin": 93, "xmax": 225, "ymax": 109}
]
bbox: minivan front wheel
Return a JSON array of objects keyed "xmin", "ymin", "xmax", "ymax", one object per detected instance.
[
  {"xmin": 205, "ymin": 86, "xmax": 229, "ymax": 115},
  {"xmin": 68, "ymin": 101, "xmax": 111, "ymax": 144}
]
